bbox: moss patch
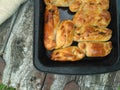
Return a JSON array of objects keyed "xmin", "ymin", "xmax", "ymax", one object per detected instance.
[{"xmin": 0, "ymin": 84, "xmax": 15, "ymax": 90}]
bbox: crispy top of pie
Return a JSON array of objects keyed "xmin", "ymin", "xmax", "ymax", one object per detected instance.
[
  {"xmin": 73, "ymin": 9, "xmax": 111, "ymax": 27},
  {"xmin": 74, "ymin": 25, "xmax": 112, "ymax": 41},
  {"xmin": 78, "ymin": 41, "xmax": 112, "ymax": 57},
  {"xmin": 51, "ymin": 46, "xmax": 85, "ymax": 61}
]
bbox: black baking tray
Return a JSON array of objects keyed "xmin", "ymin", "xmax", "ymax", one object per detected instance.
[{"xmin": 33, "ymin": 0, "xmax": 120, "ymax": 75}]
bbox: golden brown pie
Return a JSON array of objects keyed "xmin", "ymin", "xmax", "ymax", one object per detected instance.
[
  {"xmin": 83, "ymin": 0, "xmax": 109, "ymax": 10},
  {"xmin": 69, "ymin": 0, "xmax": 109, "ymax": 12},
  {"xmin": 78, "ymin": 41, "xmax": 112, "ymax": 57},
  {"xmin": 56, "ymin": 20, "xmax": 74, "ymax": 49},
  {"xmin": 69, "ymin": 0, "xmax": 83, "ymax": 12},
  {"xmin": 44, "ymin": 4, "xmax": 60, "ymax": 50},
  {"xmin": 73, "ymin": 9, "xmax": 111, "ymax": 27},
  {"xmin": 44, "ymin": 0, "xmax": 74, "ymax": 7},
  {"xmin": 51, "ymin": 46, "xmax": 85, "ymax": 61},
  {"xmin": 74, "ymin": 25, "xmax": 112, "ymax": 42}
]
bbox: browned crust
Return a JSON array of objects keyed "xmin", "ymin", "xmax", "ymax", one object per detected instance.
[
  {"xmin": 69, "ymin": 0, "xmax": 83, "ymax": 12},
  {"xmin": 44, "ymin": 0, "xmax": 74, "ymax": 7},
  {"xmin": 73, "ymin": 10, "xmax": 111, "ymax": 27},
  {"xmin": 44, "ymin": 4, "xmax": 60, "ymax": 50},
  {"xmin": 44, "ymin": 0, "xmax": 55, "ymax": 5},
  {"xmin": 83, "ymin": 0, "xmax": 109, "ymax": 10},
  {"xmin": 56, "ymin": 20, "xmax": 74, "ymax": 49},
  {"xmin": 74, "ymin": 25, "xmax": 112, "ymax": 42},
  {"xmin": 69, "ymin": 0, "xmax": 109, "ymax": 12},
  {"xmin": 51, "ymin": 46, "xmax": 85, "ymax": 61},
  {"xmin": 78, "ymin": 41, "xmax": 112, "ymax": 57}
]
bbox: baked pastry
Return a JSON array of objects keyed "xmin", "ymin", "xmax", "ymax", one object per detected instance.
[
  {"xmin": 44, "ymin": 0, "xmax": 109, "ymax": 11},
  {"xmin": 69, "ymin": 0, "xmax": 109, "ymax": 12},
  {"xmin": 44, "ymin": 0, "xmax": 74, "ymax": 7},
  {"xmin": 78, "ymin": 41, "xmax": 112, "ymax": 57},
  {"xmin": 56, "ymin": 20, "xmax": 74, "ymax": 49},
  {"xmin": 73, "ymin": 9, "xmax": 111, "ymax": 27},
  {"xmin": 83, "ymin": 0, "xmax": 109, "ymax": 10},
  {"xmin": 74, "ymin": 25, "xmax": 112, "ymax": 42},
  {"xmin": 44, "ymin": 4, "xmax": 60, "ymax": 50},
  {"xmin": 69, "ymin": 0, "xmax": 83, "ymax": 12},
  {"xmin": 51, "ymin": 46, "xmax": 85, "ymax": 61}
]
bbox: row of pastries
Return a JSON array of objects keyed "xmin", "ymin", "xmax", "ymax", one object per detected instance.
[{"xmin": 44, "ymin": 0, "xmax": 112, "ymax": 61}]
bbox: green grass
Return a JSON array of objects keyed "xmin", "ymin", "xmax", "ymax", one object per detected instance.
[
  {"xmin": 0, "ymin": 84, "xmax": 15, "ymax": 90},
  {"xmin": 118, "ymin": 86, "xmax": 120, "ymax": 90}
]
